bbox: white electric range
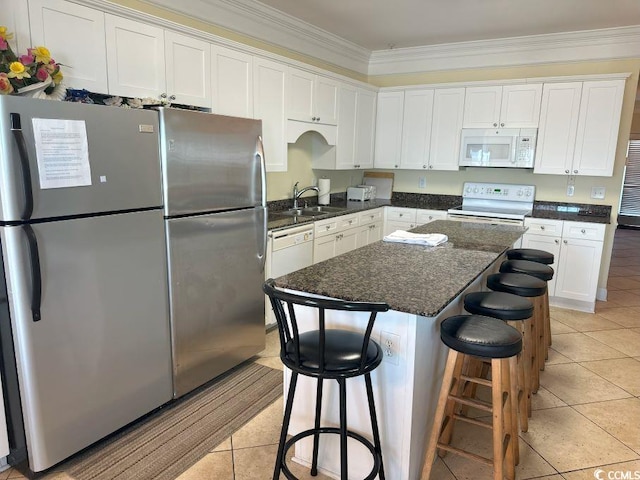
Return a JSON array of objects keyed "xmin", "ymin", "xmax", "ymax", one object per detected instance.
[{"xmin": 447, "ymin": 182, "xmax": 536, "ymax": 226}]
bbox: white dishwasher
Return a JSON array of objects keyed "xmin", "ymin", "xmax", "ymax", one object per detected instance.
[{"xmin": 265, "ymin": 224, "xmax": 314, "ymax": 325}]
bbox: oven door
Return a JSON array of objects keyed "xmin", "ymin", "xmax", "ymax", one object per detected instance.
[{"xmin": 459, "ymin": 129, "xmax": 518, "ymax": 167}]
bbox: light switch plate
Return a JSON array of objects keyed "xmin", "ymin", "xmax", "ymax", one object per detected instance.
[{"xmin": 591, "ymin": 186, "xmax": 606, "ymax": 199}]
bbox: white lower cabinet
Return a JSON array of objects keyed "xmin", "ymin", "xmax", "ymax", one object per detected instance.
[
  {"xmin": 417, "ymin": 209, "xmax": 448, "ymax": 225},
  {"xmin": 523, "ymin": 218, "xmax": 605, "ymax": 311},
  {"xmin": 313, "ymin": 213, "xmax": 360, "ymax": 263},
  {"xmin": 384, "ymin": 207, "xmax": 447, "ymax": 236}
]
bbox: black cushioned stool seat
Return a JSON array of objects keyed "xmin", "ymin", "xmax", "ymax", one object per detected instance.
[
  {"xmin": 464, "ymin": 291, "xmax": 535, "ymax": 433},
  {"xmin": 487, "ymin": 273, "xmax": 547, "ymax": 395},
  {"xmin": 500, "ymin": 259, "xmax": 555, "ymax": 364},
  {"xmin": 422, "ymin": 315, "xmax": 521, "ymax": 480},
  {"xmin": 506, "ymin": 248, "xmax": 554, "ymax": 265},
  {"xmin": 263, "ymin": 279, "xmax": 389, "ymax": 480}
]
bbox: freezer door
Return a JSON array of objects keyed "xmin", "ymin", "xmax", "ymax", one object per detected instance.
[
  {"xmin": 166, "ymin": 207, "xmax": 266, "ymax": 397},
  {"xmin": 0, "ymin": 210, "xmax": 172, "ymax": 472},
  {"xmin": 158, "ymin": 108, "xmax": 264, "ymax": 216},
  {"xmin": 0, "ymin": 96, "xmax": 162, "ymax": 222}
]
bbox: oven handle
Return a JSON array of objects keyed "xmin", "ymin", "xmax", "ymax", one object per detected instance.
[{"xmin": 446, "ymin": 213, "xmax": 524, "ymax": 226}]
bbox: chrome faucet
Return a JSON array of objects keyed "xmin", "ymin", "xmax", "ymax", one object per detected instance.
[{"xmin": 292, "ymin": 181, "xmax": 319, "ymax": 209}]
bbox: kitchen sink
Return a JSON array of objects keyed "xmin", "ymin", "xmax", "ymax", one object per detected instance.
[{"xmin": 276, "ymin": 208, "xmax": 322, "ymax": 217}]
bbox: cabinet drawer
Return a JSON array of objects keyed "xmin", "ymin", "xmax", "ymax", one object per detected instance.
[
  {"xmin": 386, "ymin": 207, "xmax": 417, "ymax": 222},
  {"xmin": 524, "ymin": 218, "xmax": 563, "ymax": 237},
  {"xmin": 338, "ymin": 213, "xmax": 359, "ymax": 230},
  {"xmin": 314, "ymin": 217, "xmax": 339, "ymax": 238},
  {"xmin": 359, "ymin": 208, "xmax": 383, "ymax": 225},
  {"xmin": 562, "ymin": 221, "xmax": 605, "ymax": 241},
  {"xmin": 417, "ymin": 209, "xmax": 447, "ymax": 224}
]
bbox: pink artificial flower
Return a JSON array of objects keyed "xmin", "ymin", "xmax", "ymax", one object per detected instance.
[
  {"xmin": 19, "ymin": 54, "xmax": 34, "ymax": 64},
  {"xmin": 0, "ymin": 37, "xmax": 7, "ymax": 50},
  {"xmin": 36, "ymin": 67, "xmax": 49, "ymax": 82}
]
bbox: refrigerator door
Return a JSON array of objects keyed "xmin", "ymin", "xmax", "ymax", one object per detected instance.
[
  {"xmin": 0, "ymin": 210, "xmax": 172, "ymax": 472},
  {"xmin": 158, "ymin": 108, "xmax": 264, "ymax": 216},
  {"xmin": 166, "ymin": 207, "xmax": 266, "ymax": 398},
  {"xmin": 0, "ymin": 96, "xmax": 162, "ymax": 222}
]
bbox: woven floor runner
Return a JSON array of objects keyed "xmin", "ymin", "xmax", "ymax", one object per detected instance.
[{"xmin": 63, "ymin": 362, "xmax": 282, "ymax": 480}]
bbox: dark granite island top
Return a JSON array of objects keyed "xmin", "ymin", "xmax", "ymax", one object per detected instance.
[{"xmin": 274, "ymin": 219, "xmax": 525, "ymax": 317}]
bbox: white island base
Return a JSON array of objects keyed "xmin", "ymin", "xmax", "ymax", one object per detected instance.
[{"xmin": 284, "ymin": 275, "xmax": 486, "ymax": 479}]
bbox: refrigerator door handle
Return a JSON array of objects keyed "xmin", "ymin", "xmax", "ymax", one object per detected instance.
[
  {"xmin": 256, "ymin": 136, "xmax": 267, "ymax": 272},
  {"xmin": 23, "ymin": 224, "xmax": 42, "ymax": 322},
  {"xmin": 11, "ymin": 113, "xmax": 35, "ymax": 220},
  {"xmin": 256, "ymin": 135, "xmax": 267, "ymax": 208}
]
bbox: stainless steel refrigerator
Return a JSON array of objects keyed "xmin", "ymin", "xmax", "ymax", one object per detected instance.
[
  {"xmin": 0, "ymin": 96, "xmax": 173, "ymax": 472},
  {"xmin": 157, "ymin": 108, "xmax": 267, "ymax": 398}
]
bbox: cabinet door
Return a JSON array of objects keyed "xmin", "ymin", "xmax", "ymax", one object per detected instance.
[
  {"xmin": 374, "ymin": 91, "xmax": 404, "ymax": 168},
  {"xmin": 401, "ymin": 89, "xmax": 434, "ymax": 170},
  {"xmin": 315, "ymin": 76, "xmax": 339, "ymax": 125},
  {"xmin": 534, "ymin": 82, "xmax": 582, "ymax": 175},
  {"xmin": 463, "ymin": 86, "xmax": 502, "ymax": 128},
  {"xmin": 29, "ymin": 0, "xmax": 108, "ymax": 93},
  {"xmin": 521, "ymin": 234, "xmax": 561, "ymax": 296},
  {"xmin": 314, "ymin": 235, "xmax": 337, "ymax": 263},
  {"xmin": 336, "ymin": 228, "xmax": 359, "ymax": 256},
  {"xmin": 335, "ymin": 84, "xmax": 357, "ymax": 169},
  {"xmin": 368, "ymin": 222, "xmax": 383, "ymax": 244},
  {"xmin": 165, "ymin": 31, "xmax": 211, "ymax": 108},
  {"xmin": 500, "ymin": 84, "xmax": 542, "ymax": 128},
  {"xmin": 572, "ymin": 80, "xmax": 625, "ymax": 177},
  {"xmin": 354, "ymin": 89, "xmax": 376, "ymax": 169},
  {"xmin": 211, "ymin": 45, "xmax": 253, "ymax": 118},
  {"xmin": 253, "ymin": 58, "xmax": 287, "ymax": 172},
  {"xmin": 555, "ymin": 238, "xmax": 603, "ymax": 302},
  {"xmin": 429, "ymin": 88, "xmax": 465, "ymax": 171},
  {"xmin": 106, "ymin": 15, "xmax": 166, "ymax": 100},
  {"xmin": 287, "ymin": 67, "xmax": 315, "ymax": 122}
]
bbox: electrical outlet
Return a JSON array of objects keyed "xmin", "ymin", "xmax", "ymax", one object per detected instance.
[
  {"xmin": 380, "ymin": 331, "xmax": 400, "ymax": 365},
  {"xmin": 566, "ymin": 185, "xmax": 574, "ymax": 196},
  {"xmin": 591, "ymin": 186, "xmax": 605, "ymax": 199},
  {"xmin": 418, "ymin": 176, "xmax": 426, "ymax": 189}
]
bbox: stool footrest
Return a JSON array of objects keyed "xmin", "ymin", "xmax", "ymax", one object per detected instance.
[
  {"xmin": 448, "ymin": 394, "xmax": 492, "ymax": 412},
  {"xmin": 453, "ymin": 414, "xmax": 492, "ymax": 429},
  {"xmin": 460, "ymin": 374, "xmax": 492, "ymax": 388},
  {"xmin": 437, "ymin": 443, "xmax": 493, "ymax": 466}
]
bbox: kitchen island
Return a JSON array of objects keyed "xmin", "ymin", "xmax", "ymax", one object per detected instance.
[{"xmin": 272, "ymin": 220, "xmax": 526, "ymax": 480}]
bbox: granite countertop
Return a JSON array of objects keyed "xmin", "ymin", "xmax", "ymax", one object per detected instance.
[
  {"xmin": 273, "ymin": 219, "xmax": 525, "ymax": 317},
  {"xmin": 267, "ymin": 193, "xmax": 611, "ymax": 231}
]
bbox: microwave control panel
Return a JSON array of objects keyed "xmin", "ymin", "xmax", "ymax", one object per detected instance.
[{"xmin": 516, "ymin": 135, "xmax": 537, "ymax": 166}]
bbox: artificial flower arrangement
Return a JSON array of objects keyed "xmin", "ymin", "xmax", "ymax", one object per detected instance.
[{"xmin": 0, "ymin": 26, "xmax": 63, "ymax": 95}]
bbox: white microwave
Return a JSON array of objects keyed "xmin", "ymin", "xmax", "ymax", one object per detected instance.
[{"xmin": 459, "ymin": 128, "xmax": 537, "ymax": 168}]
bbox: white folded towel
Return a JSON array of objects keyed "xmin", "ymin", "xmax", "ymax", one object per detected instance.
[{"xmin": 383, "ymin": 230, "xmax": 448, "ymax": 246}]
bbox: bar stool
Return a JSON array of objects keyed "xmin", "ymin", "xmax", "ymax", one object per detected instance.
[
  {"xmin": 499, "ymin": 259, "xmax": 555, "ymax": 365},
  {"xmin": 486, "ymin": 273, "xmax": 547, "ymax": 396},
  {"xmin": 422, "ymin": 314, "xmax": 522, "ymax": 480},
  {"xmin": 464, "ymin": 291, "xmax": 535, "ymax": 433},
  {"xmin": 506, "ymin": 248, "xmax": 554, "ymax": 266},
  {"xmin": 263, "ymin": 279, "xmax": 389, "ymax": 480}
]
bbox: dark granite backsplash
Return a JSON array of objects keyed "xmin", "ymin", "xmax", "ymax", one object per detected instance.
[
  {"xmin": 533, "ymin": 201, "xmax": 611, "ymax": 222},
  {"xmin": 390, "ymin": 192, "xmax": 462, "ymax": 209}
]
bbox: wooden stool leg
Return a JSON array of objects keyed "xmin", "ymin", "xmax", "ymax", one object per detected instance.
[
  {"xmin": 491, "ymin": 358, "xmax": 505, "ymax": 480},
  {"xmin": 421, "ymin": 349, "xmax": 461, "ymax": 479},
  {"xmin": 438, "ymin": 352, "xmax": 467, "ymax": 452},
  {"xmin": 528, "ymin": 296, "xmax": 541, "ymax": 394}
]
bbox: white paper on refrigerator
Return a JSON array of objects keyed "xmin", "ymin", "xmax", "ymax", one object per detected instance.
[{"xmin": 32, "ymin": 118, "xmax": 92, "ymax": 189}]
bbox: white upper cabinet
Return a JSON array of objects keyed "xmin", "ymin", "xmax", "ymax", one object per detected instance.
[
  {"xmin": 535, "ymin": 79, "xmax": 624, "ymax": 176},
  {"xmin": 333, "ymin": 84, "xmax": 357, "ymax": 169},
  {"xmin": 29, "ymin": 0, "xmax": 108, "ymax": 93},
  {"xmin": 211, "ymin": 45, "xmax": 253, "ymax": 118},
  {"xmin": 287, "ymin": 67, "xmax": 338, "ymax": 125},
  {"xmin": 572, "ymin": 80, "xmax": 625, "ymax": 176},
  {"xmin": 105, "ymin": 15, "xmax": 166, "ymax": 100},
  {"xmin": 165, "ymin": 31, "xmax": 211, "ymax": 108},
  {"xmin": 400, "ymin": 89, "xmax": 435, "ymax": 170},
  {"xmin": 253, "ymin": 57, "xmax": 287, "ymax": 172},
  {"xmin": 374, "ymin": 91, "xmax": 404, "ymax": 168},
  {"xmin": 353, "ymin": 88, "xmax": 376, "ymax": 169},
  {"xmin": 463, "ymin": 84, "xmax": 542, "ymax": 128},
  {"xmin": 429, "ymin": 87, "xmax": 465, "ymax": 171}
]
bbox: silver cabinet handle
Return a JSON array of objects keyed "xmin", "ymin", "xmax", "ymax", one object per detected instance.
[
  {"xmin": 565, "ymin": 169, "xmax": 570, "ymax": 174},
  {"xmin": 169, "ymin": 95, "xmax": 176, "ymax": 101},
  {"xmin": 500, "ymin": 122, "xmax": 504, "ymax": 127},
  {"xmin": 581, "ymin": 229, "xmax": 586, "ymax": 234},
  {"xmin": 423, "ymin": 165, "xmax": 427, "ymax": 169},
  {"xmin": 429, "ymin": 165, "xmax": 433, "ymax": 169},
  {"xmin": 540, "ymin": 226, "xmax": 545, "ymax": 230},
  {"xmin": 493, "ymin": 123, "xmax": 498, "ymax": 127},
  {"xmin": 563, "ymin": 240, "xmax": 568, "ymax": 244},
  {"xmin": 555, "ymin": 239, "xmax": 560, "ymax": 244}
]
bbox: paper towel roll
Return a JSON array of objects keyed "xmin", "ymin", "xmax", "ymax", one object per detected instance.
[{"xmin": 318, "ymin": 178, "xmax": 330, "ymax": 205}]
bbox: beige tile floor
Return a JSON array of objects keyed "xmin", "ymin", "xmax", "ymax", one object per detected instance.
[{"xmin": 2, "ymin": 227, "xmax": 639, "ymax": 480}]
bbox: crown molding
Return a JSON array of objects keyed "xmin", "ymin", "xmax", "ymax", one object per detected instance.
[
  {"xmin": 132, "ymin": 0, "xmax": 371, "ymax": 74},
  {"xmin": 368, "ymin": 25, "xmax": 640, "ymax": 76}
]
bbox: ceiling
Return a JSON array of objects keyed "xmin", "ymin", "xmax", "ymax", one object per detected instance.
[{"xmin": 253, "ymin": 0, "xmax": 640, "ymax": 51}]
